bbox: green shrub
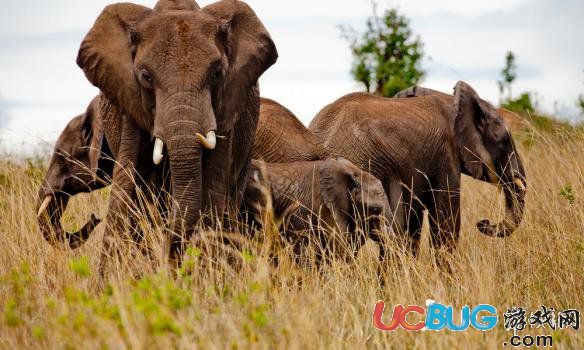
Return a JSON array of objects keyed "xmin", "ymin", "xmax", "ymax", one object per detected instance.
[{"xmin": 503, "ymin": 93, "xmax": 535, "ymax": 114}]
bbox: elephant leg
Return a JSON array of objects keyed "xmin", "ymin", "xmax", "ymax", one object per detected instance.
[
  {"xmin": 375, "ymin": 178, "xmax": 407, "ymax": 264},
  {"xmin": 381, "ymin": 176, "xmax": 424, "ymax": 254},
  {"xmin": 98, "ymin": 118, "xmax": 143, "ymax": 279},
  {"xmin": 387, "ymin": 179, "xmax": 406, "ymax": 235},
  {"xmin": 99, "ymin": 175, "xmax": 136, "ymax": 279},
  {"xmin": 389, "ymin": 176, "xmax": 424, "ymax": 257},
  {"xmin": 201, "ymin": 129, "xmax": 234, "ymax": 229},
  {"xmin": 426, "ymin": 175, "xmax": 461, "ymax": 269},
  {"xmin": 404, "ymin": 201, "xmax": 424, "ymax": 256},
  {"xmin": 233, "ymin": 155, "xmax": 252, "ymax": 213}
]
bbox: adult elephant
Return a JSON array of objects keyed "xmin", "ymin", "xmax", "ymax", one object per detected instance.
[
  {"xmin": 76, "ymin": 0, "xmax": 277, "ymax": 266},
  {"xmin": 308, "ymin": 81, "xmax": 527, "ymax": 256}
]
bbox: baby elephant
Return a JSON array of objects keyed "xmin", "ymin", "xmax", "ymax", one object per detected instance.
[
  {"xmin": 243, "ymin": 158, "xmax": 392, "ymax": 263},
  {"xmin": 36, "ymin": 95, "xmax": 114, "ymax": 248}
]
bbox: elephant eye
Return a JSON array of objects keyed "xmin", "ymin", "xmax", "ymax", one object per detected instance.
[
  {"xmin": 369, "ymin": 206, "xmax": 383, "ymax": 215},
  {"xmin": 350, "ymin": 175, "xmax": 361, "ymax": 189},
  {"xmin": 140, "ymin": 69, "xmax": 153, "ymax": 89},
  {"xmin": 497, "ymin": 132, "xmax": 511, "ymax": 146},
  {"xmin": 209, "ymin": 67, "xmax": 223, "ymax": 86}
]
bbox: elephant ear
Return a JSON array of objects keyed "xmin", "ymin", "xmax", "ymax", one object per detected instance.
[
  {"xmin": 203, "ymin": 0, "xmax": 278, "ymax": 129},
  {"xmin": 319, "ymin": 158, "xmax": 360, "ymax": 233},
  {"xmin": 82, "ymin": 96, "xmax": 103, "ymax": 178},
  {"xmin": 77, "ymin": 3, "xmax": 152, "ymax": 132},
  {"xmin": 154, "ymin": 0, "xmax": 199, "ymax": 12},
  {"xmin": 453, "ymin": 81, "xmax": 495, "ymax": 181}
]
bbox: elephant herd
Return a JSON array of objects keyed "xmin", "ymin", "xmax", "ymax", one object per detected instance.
[{"xmin": 36, "ymin": 0, "xmax": 527, "ymax": 272}]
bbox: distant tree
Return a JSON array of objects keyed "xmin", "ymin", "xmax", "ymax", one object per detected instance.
[
  {"xmin": 340, "ymin": 4, "xmax": 424, "ymax": 97},
  {"xmin": 498, "ymin": 51, "xmax": 517, "ymax": 102}
]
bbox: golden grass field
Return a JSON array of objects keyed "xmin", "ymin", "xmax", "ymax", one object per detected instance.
[{"xmin": 0, "ymin": 127, "xmax": 583, "ymax": 349}]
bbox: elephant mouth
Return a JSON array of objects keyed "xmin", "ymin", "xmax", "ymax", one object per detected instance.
[
  {"xmin": 152, "ymin": 131, "xmax": 217, "ymax": 166},
  {"xmin": 483, "ymin": 163, "xmax": 499, "ymax": 185}
]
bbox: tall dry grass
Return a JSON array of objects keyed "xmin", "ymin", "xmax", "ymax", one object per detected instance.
[{"xmin": 0, "ymin": 128, "xmax": 583, "ymax": 349}]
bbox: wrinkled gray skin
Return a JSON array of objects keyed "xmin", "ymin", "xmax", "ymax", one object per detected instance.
[
  {"xmin": 242, "ymin": 158, "xmax": 391, "ymax": 262},
  {"xmin": 308, "ymin": 81, "xmax": 527, "ymax": 258},
  {"xmin": 36, "ymin": 95, "xmax": 115, "ymax": 249},
  {"xmin": 76, "ymin": 0, "xmax": 277, "ymax": 268},
  {"xmin": 253, "ymin": 98, "xmax": 320, "ymax": 162}
]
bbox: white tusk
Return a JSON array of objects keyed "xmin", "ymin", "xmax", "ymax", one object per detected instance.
[
  {"xmin": 196, "ymin": 131, "xmax": 217, "ymax": 150},
  {"xmin": 37, "ymin": 196, "xmax": 52, "ymax": 218},
  {"xmin": 153, "ymin": 138, "xmax": 164, "ymax": 165},
  {"xmin": 514, "ymin": 178, "xmax": 526, "ymax": 191}
]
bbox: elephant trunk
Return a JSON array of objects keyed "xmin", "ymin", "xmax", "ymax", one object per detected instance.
[
  {"xmin": 477, "ymin": 161, "xmax": 527, "ymax": 238},
  {"xmin": 165, "ymin": 124, "xmax": 206, "ymax": 258},
  {"xmin": 36, "ymin": 190, "xmax": 101, "ymax": 249},
  {"xmin": 154, "ymin": 91, "xmax": 217, "ymax": 261}
]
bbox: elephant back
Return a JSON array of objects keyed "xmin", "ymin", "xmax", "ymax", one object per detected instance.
[{"xmin": 254, "ymin": 98, "xmax": 321, "ymax": 162}]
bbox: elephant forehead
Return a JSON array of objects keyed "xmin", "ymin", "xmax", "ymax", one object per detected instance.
[
  {"xmin": 57, "ymin": 126, "xmax": 82, "ymax": 152},
  {"xmin": 139, "ymin": 12, "xmax": 220, "ymax": 56},
  {"xmin": 362, "ymin": 188, "xmax": 386, "ymax": 203},
  {"xmin": 361, "ymin": 179, "xmax": 386, "ymax": 198}
]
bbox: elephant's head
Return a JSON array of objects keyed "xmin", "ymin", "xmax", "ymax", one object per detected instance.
[
  {"xmin": 37, "ymin": 96, "xmax": 107, "ymax": 248},
  {"xmin": 453, "ymin": 81, "xmax": 527, "ymax": 237},
  {"xmin": 319, "ymin": 158, "xmax": 390, "ymax": 240},
  {"xmin": 76, "ymin": 0, "xmax": 277, "ymax": 234}
]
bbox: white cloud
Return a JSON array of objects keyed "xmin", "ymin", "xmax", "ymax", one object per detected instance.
[
  {"xmin": 412, "ymin": 0, "xmax": 584, "ymax": 119},
  {"xmin": 387, "ymin": 0, "xmax": 530, "ymax": 17},
  {"xmin": 0, "ymin": 106, "xmax": 9, "ymax": 130}
]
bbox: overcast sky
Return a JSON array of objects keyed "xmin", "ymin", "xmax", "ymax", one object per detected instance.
[{"xmin": 0, "ymin": 0, "xmax": 583, "ymax": 154}]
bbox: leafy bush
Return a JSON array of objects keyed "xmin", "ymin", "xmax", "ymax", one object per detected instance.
[
  {"xmin": 502, "ymin": 93, "xmax": 536, "ymax": 114},
  {"xmin": 340, "ymin": 6, "xmax": 424, "ymax": 97}
]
